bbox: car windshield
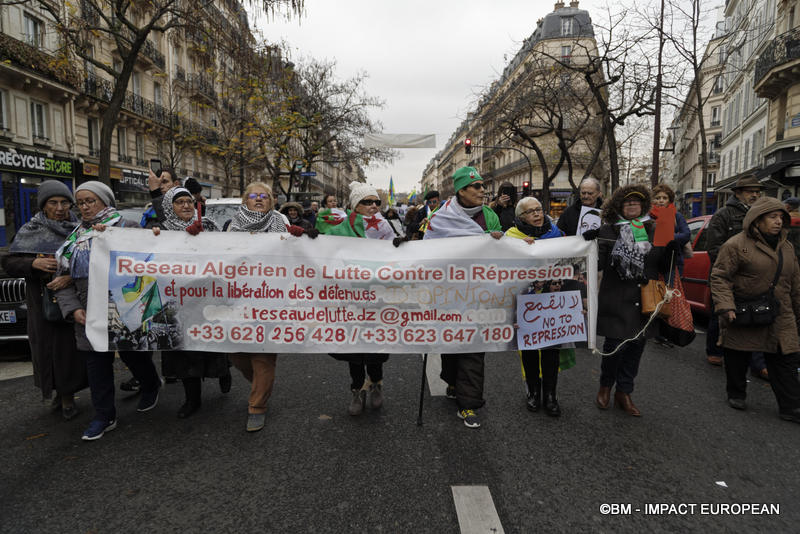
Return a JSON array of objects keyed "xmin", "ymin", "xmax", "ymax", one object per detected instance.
[
  {"xmin": 205, "ymin": 204, "xmax": 240, "ymax": 228},
  {"xmin": 117, "ymin": 207, "xmax": 147, "ymax": 227}
]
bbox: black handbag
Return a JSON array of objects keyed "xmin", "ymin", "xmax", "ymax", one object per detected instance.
[
  {"xmin": 42, "ymin": 286, "xmax": 63, "ymax": 322},
  {"xmin": 732, "ymin": 250, "xmax": 782, "ymax": 327}
]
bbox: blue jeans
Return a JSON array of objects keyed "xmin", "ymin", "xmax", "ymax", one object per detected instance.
[
  {"xmin": 600, "ymin": 338, "xmax": 646, "ymax": 394},
  {"xmin": 82, "ymin": 350, "xmax": 159, "ymax": 422}
]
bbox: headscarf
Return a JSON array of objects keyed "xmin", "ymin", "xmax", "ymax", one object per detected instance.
[
  {"xmin": 9, "ymin": 210, "xmax": 79, "ymax": 255},
  {"xmin": 161, "ymin": 187, "xmax": 218, "ymax": 232},
  {"xmin": 56, "ymin": 206, "xmax": 122, "ymax": 278},
  {"xmin": 229, "ymin": 205, "xmax": 286, "ymax": 233}
]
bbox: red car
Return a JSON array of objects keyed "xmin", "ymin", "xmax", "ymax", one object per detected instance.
[{"xmin": 681, "ymin": 215, "xmax": 712, "ymax": 315}]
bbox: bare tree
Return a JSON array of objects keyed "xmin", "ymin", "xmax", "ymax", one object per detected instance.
[{"xmin": 31, "ymin": 0, "xmax": 303, "ymax": 185}]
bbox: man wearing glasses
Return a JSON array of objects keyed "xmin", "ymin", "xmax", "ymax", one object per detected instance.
[{"xmin": 704, "ymin": 174, "xmax": 764, "ymax": 368}]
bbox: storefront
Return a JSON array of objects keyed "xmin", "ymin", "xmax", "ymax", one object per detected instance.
[
  {"xmin": 81, "ymin": 163, "xmax": 150, "ymax": 207},
  {"xmin": 0, "ymin": 146, "xmax": 75, "ymax": 247}
]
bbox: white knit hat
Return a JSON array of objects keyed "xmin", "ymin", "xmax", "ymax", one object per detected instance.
[{"xmin": 348, "ymin": 181, "xmax": 379, "ymax": 209}]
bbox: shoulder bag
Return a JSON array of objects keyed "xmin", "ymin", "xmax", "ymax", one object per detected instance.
[
  {"xmin": 42, "ymin": 286, "xmax": 64, "ymax": 322},
  {"xmin": 731, "ymin": 249, "xmax": 782, "ymax": 327}
]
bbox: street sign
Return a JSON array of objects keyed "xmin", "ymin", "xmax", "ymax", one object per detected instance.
[{"xmin": 300, "ymin": 171, "xmax": 317, "ymax": 176}]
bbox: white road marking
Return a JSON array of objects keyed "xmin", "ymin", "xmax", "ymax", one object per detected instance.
[
  {"xmin": 0, "ymin": 361, "xmax": 33, "ymax": 381},
  {"xmin": 425, "ymin": 353, "xmax": 447, "ymax": 396},
  {"xmin": 451, "ymin": 485, "xmax": 505, "ymax": 534}
]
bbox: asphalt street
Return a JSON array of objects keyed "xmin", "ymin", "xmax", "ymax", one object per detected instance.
[{"xmin": 1, "ymin": 333, "xmax": 798, "ymax": 533}]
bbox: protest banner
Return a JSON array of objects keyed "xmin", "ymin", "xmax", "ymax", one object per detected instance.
[
  {"xmin": 516, "ymin": 290, "xmax": 587, "ymax": 350},
  {"xmin": 86, "ymin": 229, "xmax": 598, "ymax": 353}
]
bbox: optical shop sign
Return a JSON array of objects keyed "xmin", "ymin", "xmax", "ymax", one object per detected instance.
[{"xmin": 86, "ymin": 228, "xmax": 598, "ymax": 354}]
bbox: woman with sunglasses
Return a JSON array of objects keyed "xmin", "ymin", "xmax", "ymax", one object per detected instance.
[
  {"xmin": 152, "ymin": 187, "xmax": 232, "ymax": 419},
  {"xmin": 227, "ymin": 183, "xmax": 286, "ymax": 432},
  {"xmin": 505, "ymin": 196, "xmax": 567, "ymax": 416},
  {"xmin": 424, "ymin": 166, "xmax": 502, "ymax": 429},
  {"xmin": 318, "ymin": 181, "xmax": 395, "ymax": 415}
]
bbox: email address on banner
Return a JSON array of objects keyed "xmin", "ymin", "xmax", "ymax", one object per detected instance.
[{"xmin": 204, "ymin": 305, "xmax": 507, "ymax": 327}]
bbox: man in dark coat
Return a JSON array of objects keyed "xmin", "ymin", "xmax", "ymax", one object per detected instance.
[
  {"xmin": 557, "ymin": 177, "xmax": 603, "ymax": 236},
  {"xmin": 703, "ymin": 174, "xmax": 764, "ymax": 367},
  {"xmin": 489, "ymin": 181, "xmax": 518, "ymax": 231},
  {"xmin": 409, "ymin": 190, "xmax": 440, "ymax": 238}
]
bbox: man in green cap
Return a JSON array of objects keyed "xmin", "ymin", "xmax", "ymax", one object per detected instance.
[{"xmin": 424, "ymin": 166, "xmax": 502, "ymax": 428}]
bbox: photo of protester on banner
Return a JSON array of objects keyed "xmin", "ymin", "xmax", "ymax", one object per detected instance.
[{"xmin": 577, "ymin": 205, "xmax": 602, "ymax": 236}]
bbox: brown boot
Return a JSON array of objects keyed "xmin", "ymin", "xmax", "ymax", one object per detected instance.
[
  {"xmin": 614, "ymin": 391, "xmax": 641, "ymax": 416},
  {"xmin": 596, "ymin": 386, "xmax": 611, "ymax": 410}
]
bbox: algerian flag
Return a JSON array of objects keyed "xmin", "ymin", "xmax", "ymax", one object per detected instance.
[
  {"xmin": 317, "ymin": 209, "xmax": 395, "ymax": 240},
  {"xmin": 115, "ymin": 276, "xmax": 163, "ymax": 331}
]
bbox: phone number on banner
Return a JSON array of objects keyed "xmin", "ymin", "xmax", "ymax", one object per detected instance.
[{"xmin": 185, "ymin": 324, "xmax": 515, "ymax": 345}]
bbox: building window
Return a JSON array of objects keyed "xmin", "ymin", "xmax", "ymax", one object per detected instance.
[
  {"xmin": 561, "ymin": 45, "xmax": 572, "ymax": 63},
  {"xmin": 132, "ymin": 72, "xmax": 141, "ymax": 96},
  {"xmin": 153, "ymin": 82, "xmax": 162, "ymax": 107},
  {"xmin": 708, "ymin": 172, "xmax": 716, "ymax": 186},
  {"xmin": 561, "ymin": 16, "xmax": 574, "ymax": 36},
  {"xmin": 30, "ymin": 100, "xmax": 48, "ymax": 142},
  {"xmin": 135, "ymin": 133, "xmax": 145, "ymax": 164},
  {"xmin": 0, "ymin": 90, "xmax": 8, "ymax": 132},
  {"xmin": 117, "ymin": 127, "xmax": 128, "ymax": 159},
  {"xmin": 743, "ymin": 139, "xmax": 750, "ymax": 168},
  {"xmin": 88, "ymin": 118, "xmax": 100, "ymax": 156},
  {"xmin": 711, "ymin": 106, "xmax": 720, "ymax": 127},
  {"xmin": 23, "ymin": 13, "xmax": 44, "ymax": 48}
]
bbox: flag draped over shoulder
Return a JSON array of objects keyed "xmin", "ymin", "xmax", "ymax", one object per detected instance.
[
  {"xmin": 317, "ymin": 208, "xmax": 395, "ymax": 240},
  {"xmin": 423, "ymin": 198, "xmax": 489, "ymax": 239}
]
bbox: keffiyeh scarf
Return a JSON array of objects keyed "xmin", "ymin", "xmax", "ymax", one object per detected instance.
[
  {"xmin": 56, "ymin": 206, "xmax": 122, "ymax": 278},
  {"xmin": 9, "ymin": 211, "xmax": 79, "ymax": 255},
  {"xmin": 229, "ymin": 205, "xmax": 286, "ymax": 233},
  {"xmin": 610, "ymin": 217, "xmax": 652, "ymax": 280},
  {"xmin": 161, "ymin": 188, "xmax": 218, "ymax": 232}
]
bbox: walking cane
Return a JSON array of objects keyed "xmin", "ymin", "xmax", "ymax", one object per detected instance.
[{"xmin": 416, "ymin": 353, "xmax": 428, "ymax": 426}]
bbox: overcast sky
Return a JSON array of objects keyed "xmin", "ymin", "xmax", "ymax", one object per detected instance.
[{"xmin": 252, "ymin": 0, "xmax": 609, "ymax": 193}]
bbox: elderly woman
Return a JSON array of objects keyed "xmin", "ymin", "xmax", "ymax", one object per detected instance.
[
  {"xmin": 505, "ymin": 197, "xmax": 565, "ymax": 416},
  {"xmin": 55, "ymin": 181, "xmax": 161, "ymax": 440},
  {"xmin": 2, "ymin": 181, "xmax": 85, "ymax": 420},
  {"xmin": 152, "ymin": 187, "xmax": 231, "ymax": 418},
  {"xmin": 280, "ymin": 202, "xmax": 313, "ymax": 232},
  {"xmin": 593, "ymin": 184, "xmax": 675, "ymax": 417},
  {"xmin": 226, "ymin": 182, "xmax": 286, "ymax": 432},
  {"xmin": 318, "ymin": 181, "xmax": 395, "ymax": 415},
  {"xmin": 710, "ymin": 197, "xmax": 800, "ymax": 422},
  {"xmin": 424, "ymin": 166, "xmax": 502, "ymax": 428}
]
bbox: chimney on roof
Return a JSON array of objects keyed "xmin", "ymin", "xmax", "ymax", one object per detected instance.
[
  {"xmin": 570, "ymin": 1, "xmax": 579, "ymax": 7},
  {"xmin": 554, "ymin": 1, "xmax": 565, "ymax": 10}
]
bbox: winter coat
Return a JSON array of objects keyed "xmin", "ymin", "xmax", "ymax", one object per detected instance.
[
  {"xmin": 709, "ymin": 197, "xmax": 800, "ymax": 354},
  {"xmin": 490, "ymin": 181, "xmax": 518, "ymax": 232},
  {"xmin": 1, "ymin": 253, "xmax": 86, "ymax": 396},
  {"xmin": 705, "ymin": 195, "xmax": 750, "ymax": 263},
  {"xmin": 557, "ymin": 198, "xmax": 603, "ymax": 236}
]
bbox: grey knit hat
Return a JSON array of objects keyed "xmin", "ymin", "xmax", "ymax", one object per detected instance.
[
  {"xmin": 37, "ymin": 180, "xmax": 74, "ymax": 209},
  {"xmin": 76, "ymin": 180, "xmax": 116, "ymax": 207}
]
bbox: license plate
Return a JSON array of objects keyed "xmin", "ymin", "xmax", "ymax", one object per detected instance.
[{"xmin": 0, "ymin": 310, "xmax": 17, "ymax": 324}]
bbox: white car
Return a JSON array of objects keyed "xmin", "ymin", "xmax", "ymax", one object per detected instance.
[{"xmin": 205, "ymin": 197, "xmax": 289, "ymax": 230}]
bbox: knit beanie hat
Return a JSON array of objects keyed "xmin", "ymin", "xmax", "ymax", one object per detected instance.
[
  {"xmin": 37, "ymin": 180, "xmax": 74, "ymax": 209},
  {"xmin": 348, "ymin": 181, "xmax": 379, "ymax": 208},
  {"xmin": 76, "ymin": 180, "xmax": 115, "ymax": 208},
  {"xmin": 170, "ymin": 187, "xmax": 193, "ymax": 202},
  {"xmin": 453, "ymin": 167, "xmax": 482, "ymax": 192}
]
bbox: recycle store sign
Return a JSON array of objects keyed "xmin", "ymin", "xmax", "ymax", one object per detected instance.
[{"xmin": 0, "ymin": 147, "xmax": 74, "ymax": 178}]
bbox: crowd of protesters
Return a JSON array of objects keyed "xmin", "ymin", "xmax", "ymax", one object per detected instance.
[{"xmin": 3, "ymin": 163, "xmax": 800, "ymax": 441}]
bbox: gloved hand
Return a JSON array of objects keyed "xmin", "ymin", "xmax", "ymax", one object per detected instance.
[
  {"xmin": 659, "ymin": 240, "xmax": 681, "ymax": 273},
  {"xmin": 305, "ymin": 228, "xmax": 320, "ymax": 239},
  {"xmin": 392, "ymin": 237, "xmax": 405, "ymax": 248},
  {"xmin": 286, "ymin": 225, "xmax": 304, "ymax": 237},
  {"xmin": 185, "ymin": 219, "xmax": 204, "ymax": 235},
  {"xmin": 582, "ymin": 229, "xmax": 599, "ymax": 241}
]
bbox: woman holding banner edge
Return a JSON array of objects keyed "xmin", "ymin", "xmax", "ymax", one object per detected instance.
[
  {"xmin": 505, "ymin": 196, "xmax": 566, "ymax": 416},
  {"xmin": 317, "ymin": 181, "xmax": 395, "ymax": 416},
  {"xmin": 424, "ymin": 166, "xmax": 502, "ymax": 429}
]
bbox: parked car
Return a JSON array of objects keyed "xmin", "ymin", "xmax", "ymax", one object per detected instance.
[
  {"xmin": 0, "ymin": 274, "xmax": 27, "ymax": 342},
  {"xmin": 681, "ymin": 215, "xmax": 712, "ymax": 315},
  {"xmin": 117, "ymin": 205, "xmax": 148, "ymax": 227},
  {"xmin": 205, "ymin": 197, "xmax": 290, "ymax": 230}
]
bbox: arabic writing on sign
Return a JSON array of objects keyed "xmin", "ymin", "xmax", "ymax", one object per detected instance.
[{"xmin": 516, "ymin": 290, "xmax": 587, "ymax": 350}]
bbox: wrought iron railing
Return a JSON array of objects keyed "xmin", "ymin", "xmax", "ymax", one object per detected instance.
[{"xmin": 755, "ymin": 27, "xmax": 800, "ymax": 85}]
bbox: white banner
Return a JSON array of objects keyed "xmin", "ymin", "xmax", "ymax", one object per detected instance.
[
  {"xmin": 86, "ymin": 229, "xmax": 598, "ymax": 353},
  {"xmin": 363, "ymin": 133, "xmax": 436, "ymax": 148}
]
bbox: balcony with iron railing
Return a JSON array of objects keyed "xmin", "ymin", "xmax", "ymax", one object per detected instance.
[
  {"xmin": 118, "ymin": 154, "xmax": 132, "ymax": 164},
  {"xmin": 116, "ymin": 26, "xmax": 165, "ymax": 71},
  {"xmin": 189, "ymin": 73, "xmax": 217, "ymax": 102},
  {"xmin": 174, "ymin": 65, "xmax": 186, "ymax": 83},
  {"xmin": 83, "ymin": 75, "xmax": 173, "ymax": 128},
  {"xmin": 754, "ymin": 27, "xmax": 800, "ymax": 98}
]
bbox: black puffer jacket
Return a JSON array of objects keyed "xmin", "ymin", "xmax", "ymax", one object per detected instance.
[{"xmin": 705, "ymin": 195, "xmax": 750, "ymax": 263}]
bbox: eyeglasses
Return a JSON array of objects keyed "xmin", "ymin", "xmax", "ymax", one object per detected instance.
[
  {"xmin": 741, "ymin": 189, "xmax": 762, "ymax": 195},
  {"xmin": 520, "ymin": 208, "xmax": 543, "ymax": 216},
  {"xmin": 173, "ymin": 198, "xmax": 194, "ymax": 207},
  {"xmin": 466, "ymin": 182, "xmax": 485, "ymax": 190},
  {"xmin": 45, "ymin": 200, "xmax": 72, "ymax": 208},
  {"xmin": 248, "ymin": 193, "xmax": 270, "ymax": 200},
  {"xmin": 76, "ymin": 198, "xmax": 98, "ymax": 208},
  {"xmin": 359, "ymin": 199, "xmax": 381, "ymax": 207}
]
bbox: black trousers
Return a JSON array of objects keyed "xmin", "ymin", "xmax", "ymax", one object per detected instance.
[
  {"xmin": 441, "ymin": 352, "xmax": 485, "ymax": 410},
  {"xmin": 520, "ymin": 349, "xmax": 559, "ymax": 395},
  {"xmin": 348, "ymin": 362, "xmax": 383, "ymax": 390},
  {"xmin": 82, "ymin": 350, "xmax": 159, "ymax": 422},
  {"xmin": 600, "ymin": 338, "xmax": 646, "ymax": 394},
  {"xmin": 725, "ymin": 348, "xmax": 800, "ymax": 411}
]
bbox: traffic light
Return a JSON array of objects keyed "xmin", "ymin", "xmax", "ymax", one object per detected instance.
[
  {"xmin": 464, "ymin": 137, "xmax": 472, "ymax": 154},
  {"xmin": 522, "ymin": 181, "xmax": 530, "ymax": 196}
]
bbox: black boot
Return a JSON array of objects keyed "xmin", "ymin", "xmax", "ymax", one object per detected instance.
[
  {"xmin": 542, "ymin": 350, "xmax": 561, "ymax": 417},
  {"xmin": 526, "ymin": 376, "xmax": 541, "ymax": 412},
  {"xmin": 178, "ymin": 377, "xmax": 202, "ymax": 419},
  {"xmin": 544, "ymin": 390, "xmax": 561, "ymax": 417}
]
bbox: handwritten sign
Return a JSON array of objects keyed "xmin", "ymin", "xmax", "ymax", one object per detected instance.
[{"xmin": 516, "ymin": 290, "xmax": 587, "ymax": 350}]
